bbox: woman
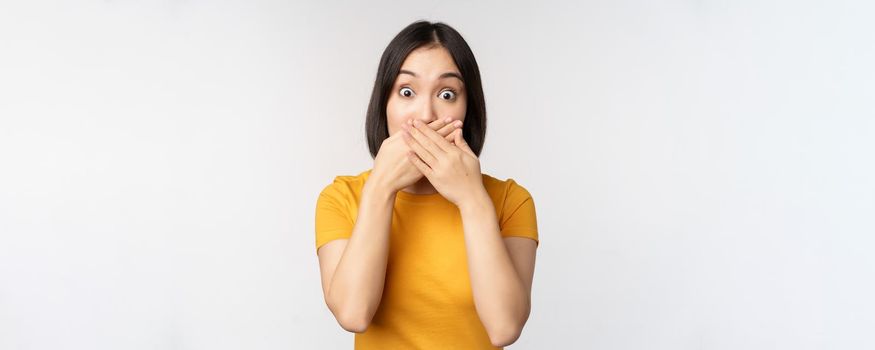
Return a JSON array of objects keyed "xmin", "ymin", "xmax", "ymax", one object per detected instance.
[{"xmin": 315, "ymin": 20, "xmax": 539, "ymax": 349}]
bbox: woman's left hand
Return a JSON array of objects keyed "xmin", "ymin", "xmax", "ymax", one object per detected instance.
[{"xmin": 402, "ymin": 118, "xmax": 486, "ymax": 207}]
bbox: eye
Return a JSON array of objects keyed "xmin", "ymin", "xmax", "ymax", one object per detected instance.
[
  {"xmin": 439, "ymin": 89, "xmax": 456, "ymax": 100},
  {"xmin": 399, "ymin": 87, "xmax": 415, "ymax": 98}
]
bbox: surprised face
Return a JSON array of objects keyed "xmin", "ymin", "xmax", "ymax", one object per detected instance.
[{"xmin": 386, "ymin": 45, "xmax": 467, "ymax": 137}]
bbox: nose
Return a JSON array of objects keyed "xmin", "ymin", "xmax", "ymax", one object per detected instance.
[{"xmin": 414, "ymin": 97, "xmax": 438, "ymax": 124}]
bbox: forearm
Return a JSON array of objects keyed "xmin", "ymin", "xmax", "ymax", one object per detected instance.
[
  {"xmin": 458, "ymin": 190, "xmax": 530, "ymax": 344},
  {"xmin": 326, "ymin": 177, "xmax": 395, "ymax": 332}
]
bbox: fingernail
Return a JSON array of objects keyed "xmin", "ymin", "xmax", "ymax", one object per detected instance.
[
  {"xmin": 445, "ymin": 117, "xmax": 452, "ymax": 123},
  {"xmin": 454, "ymin": 121, "xmax": 462, "ymax": 128},
  {"xmin": 413, "ymin": 119, "xmax": 421, "ymax": 126}
]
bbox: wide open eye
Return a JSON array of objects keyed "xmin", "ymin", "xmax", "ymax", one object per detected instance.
[
  {"xmin": 399, "ymin": 87, "xmax": 415, "ymax": 97},
  {"xmin": 439, "ymin": 89, "xmax": 456, "ymax": 100}
]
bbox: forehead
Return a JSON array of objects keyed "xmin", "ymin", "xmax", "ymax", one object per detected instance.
[{"xmin": 399, "ymin": 45, "xmax": 460, "ymax": 75}]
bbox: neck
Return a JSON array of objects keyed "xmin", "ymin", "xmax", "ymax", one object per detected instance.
[{"xmin": 401, "ymin": 177, "xmax": 437, "ymax": 195}]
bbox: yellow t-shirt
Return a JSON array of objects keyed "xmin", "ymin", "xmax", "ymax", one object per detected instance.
[{"xmin": 315, "ymin": 168, "xmax": 539, "ymax": 349}]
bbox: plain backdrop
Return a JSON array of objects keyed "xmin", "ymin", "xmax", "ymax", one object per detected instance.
[{"xmin": 1, "ymin": 1, "xmax": 873, "ymax": 349}]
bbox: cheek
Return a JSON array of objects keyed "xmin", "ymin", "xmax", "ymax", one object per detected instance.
[
  {"xmin": 443, "ymin": 98, "xmax": 467, "ymax": 123},
  {"xmin": 385, "ymin": 97, "xmax": 407, "ymax": 136}
]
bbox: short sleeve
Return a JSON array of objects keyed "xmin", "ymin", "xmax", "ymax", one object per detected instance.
[
  {"xmin": 499, "ymin": 180, "xmax": 539, "ymax": 246},
  {"xmin": 314, "ymin": 179, "xmax": 354, "ymax": 252}
]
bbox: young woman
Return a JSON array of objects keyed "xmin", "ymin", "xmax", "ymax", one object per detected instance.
[{"xmin": 315, "ymin": 20, "xmax": 539, "ymax": 349}]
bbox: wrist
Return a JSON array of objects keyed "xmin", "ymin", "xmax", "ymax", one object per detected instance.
[
  {"xmin": 364, "ymin": 172, "xmax": 397, "ymax": 202},
  {"xmin": 457, "ymin": 187, "xmax": 492, "ymax": 214}
]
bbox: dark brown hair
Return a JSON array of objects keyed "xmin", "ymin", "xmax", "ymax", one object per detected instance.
[{"xmin": 365, "ymin": 20, "xmax": 487, "ymax": 158}]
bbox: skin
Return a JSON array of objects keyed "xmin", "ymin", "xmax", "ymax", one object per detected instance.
[
  {"xmin": 317, "ymin": 45, "xmax": 538, "ymax": 347},
  {"xmin": 386, "ymin": 44, "xmax": 467, "ymax": 195}
]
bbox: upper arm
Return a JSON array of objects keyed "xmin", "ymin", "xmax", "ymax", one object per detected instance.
[
  {"xmin": 503, "ymin": 237, "xmax": 538, "ymax": 298},
  {"xmin": 315, "ymin": 179, "xmax": 354, "ymax": 302},
  {"xmin": 317, "ymin": 239, "xmax": 349, "ymax": 303},
  {"xmin": 499, "ymin": 179, "xmax": 539, "ymax": 247},
  {"xmin": 315, "ymin": 181, "xmax": 354, "ymax": 249},
  {"xmin": 499, "ymin": 179, "xmax": 539, "ymax": 297}
]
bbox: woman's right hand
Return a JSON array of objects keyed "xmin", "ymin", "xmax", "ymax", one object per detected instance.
[{"xmin": 370, "ymin": 118, "xmax": 462, "ymax": 194}]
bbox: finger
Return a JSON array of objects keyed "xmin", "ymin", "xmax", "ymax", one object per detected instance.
[
  {"xmin": 412, "ymin": 119, "xmax": 454, "ymax": 153},
  {"xmin": 454, "ymin": 129, "xmax": 476, "ymax": 157},
  {"xmin": 416, "ymin": 117, "xmax": 460, "ymax": 138},
  {"xmin": 406, "ymin": 150, "xmax": 434, "ymax": 177},
  {"xmin": 425, "ymin": 117, "xmax": 451, "ymax": 132},
  {"xmin": 402, "ymin": 126, "xmax": 438, "ymax": 166},
  {"xmin": 409, "ymin": 120, "xmax": 447, "ymax": 157},
  {"xmin": 436, "ymin": 119, "xmax": 462, "ymax": 138}
]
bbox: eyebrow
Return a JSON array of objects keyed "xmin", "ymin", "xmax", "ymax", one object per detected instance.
[{"xmin": 399, "ymin": 69, "xmax": 464, "ymax": 82}]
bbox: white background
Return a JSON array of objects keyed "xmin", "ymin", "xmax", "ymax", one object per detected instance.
[{"xmin": 1, "ymin": 1, "xmax": 873, "ymax": 349}]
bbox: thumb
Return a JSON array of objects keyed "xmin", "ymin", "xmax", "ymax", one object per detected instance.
[{"xmin": 454, "ymin": 129, "xmax": 475, "ymax": 157}]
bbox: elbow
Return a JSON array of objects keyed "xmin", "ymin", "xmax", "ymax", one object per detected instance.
[
  {"xmin": 487, "ymin": 321, "xmax": 524, "ymax": 348},
  {"xmin": 486, "ymin": 299, "xmax": 531, "ymax": 347},
  {"xmin": 336, "ymin": 311, "xmax": 371, "ymax": 333},
  {"xmin": 326, "ymin": 297, "xmax": 372, "ymax": 333}
]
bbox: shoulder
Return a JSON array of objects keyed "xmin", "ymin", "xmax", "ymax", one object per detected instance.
[
  {"xmin": 482, "ymin": 173, "xmax": 539, "ymax": 245},
  {"xmin": 481, "ymin": 173, "xmax": 534, "ymax": 204},
  {"xmin": 317, "ymin": 169, "xmax": 372, "ymax": 202},
  {"xmin": 481, "ymin": 173, "xmax": 536, "ymax": 223}
]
